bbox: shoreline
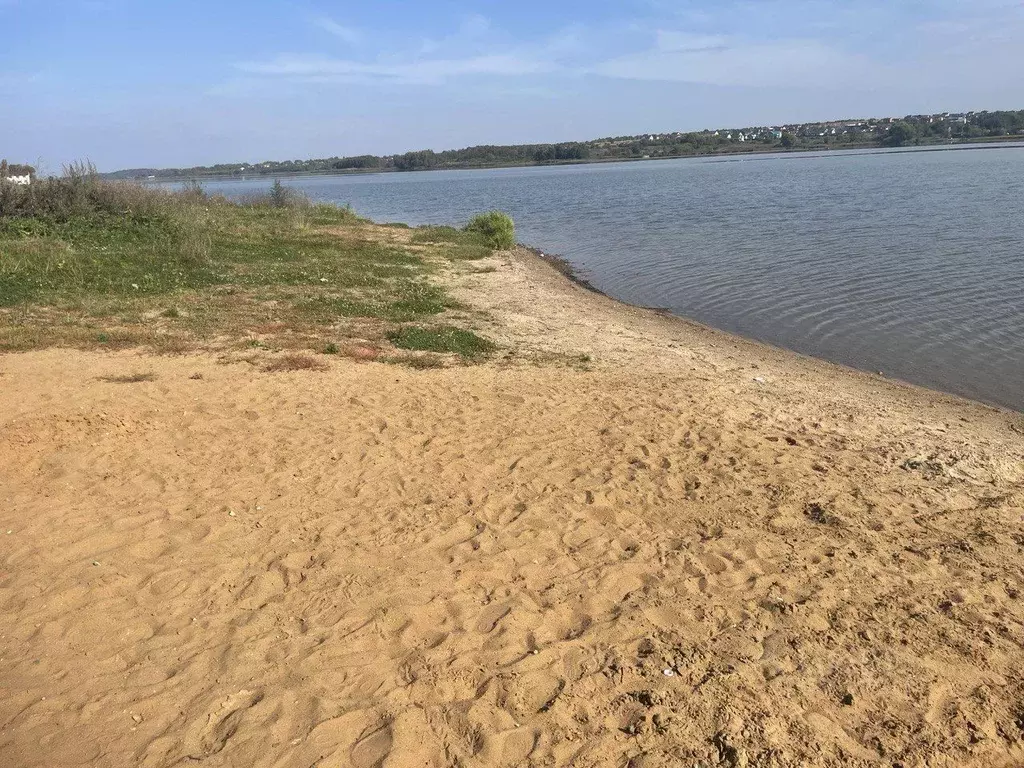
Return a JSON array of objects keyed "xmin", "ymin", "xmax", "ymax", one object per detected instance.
[{"xmin": 513, "ymin": 243, "xmax": 1022, "ymax": 423}]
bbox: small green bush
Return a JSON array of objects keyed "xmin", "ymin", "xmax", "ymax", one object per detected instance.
[
  {"xmin": 387, "ymin": 325, "xmax": 494, "ymax": 357},
  {"xmin": 464, "ymin": 211, "xmax": 515, "ymax": 250},
  {"xmin": 238, "ymin": 179, "xmax": 310, "ymax": 211},
  {"xmin": 270, "ymin": 179, "xmax": 289, "ymax": 208}
]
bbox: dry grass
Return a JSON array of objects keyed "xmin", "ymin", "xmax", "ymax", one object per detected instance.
[
  {"xmin": 385, "ymin": 353, "xmax": 445, "ymax": 370},
  {"xmin": 97, "ymin": 372, "xmax": 157, "ymax": 383},
  {"xmin": 263, "ymin": 353, "xmax": 329, "ymax": 373},
  {"xmin": 340, "ymin": 344, "xmax": 382, "ymax": 362}
]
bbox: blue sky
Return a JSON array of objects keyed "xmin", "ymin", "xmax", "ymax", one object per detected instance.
[{"xmin": 2, "ymin": 0, "xmax": 1023, "ymax": 170}]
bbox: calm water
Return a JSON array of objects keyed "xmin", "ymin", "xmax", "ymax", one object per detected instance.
[{"xmin": 190, "ymin": 147, "xmax": 1024, "ymax": 412}]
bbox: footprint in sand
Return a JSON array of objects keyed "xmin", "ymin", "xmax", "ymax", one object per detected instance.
[
  {"xmin": 475, "ymin": 602, "xmax": 511, "ymax": 633},
  {"xmin": 350, "ymin": 722, "xmax": 394, "ymax": 768},
  {"xmin": 184, "ymin": 689, "xmax": 264, "ymax": 759}
]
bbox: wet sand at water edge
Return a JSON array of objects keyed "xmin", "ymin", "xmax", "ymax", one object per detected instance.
[{"xmin": 2, "ymin": 246, "xmax": 1024, "ymax": 767}]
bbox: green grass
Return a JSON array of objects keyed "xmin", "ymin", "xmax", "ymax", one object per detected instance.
[
  {"xmin": 1, "ymin": 169, "xmax": 500, "ymax": 358},
  {"xmin": 411, "ymin": 217, "xmax": 515, "ymax": 252},
  {"xmin": 293, "ymin": 281, "xmax": 456, "ymax": 323},
  {"xmin": 409, "ymin": 225, "xmax": 473, "ymax": 244},
  {"xmin": 0, "ymin": 212, "xmax": 218, "ymax": 305},
  {"xmin": 410, "ymin": 225, "xmax": 492, "ymax": 261},
  {"xmin": 386, "ymin": 325, "xmax": 494, "ymax": 357}
]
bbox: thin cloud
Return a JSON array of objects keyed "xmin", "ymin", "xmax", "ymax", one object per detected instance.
[
  {"xmin": 232, "ymin": 2, "xmax": 1024, "ymax": 93},
  {"xmin": 0, "ymin": 71, "xmax": 42, "ymax": 89},
  {"xmin": 459, "ymin": 13, "xmax": 490, "ymax": 37},
  {"xmin": 237, "ymin": 13, "xmax": 567, "ymax": 87},
  {"xmin": 313, "ymin": 15, "xmax": 360, "ymax": 45},
  {"xmin": 590, "ymin": 34, "xmax": 874, "ymax": 89},
  {"xmin": 235, "ymin": 52, "xmax": 553, "ymax": 85}
]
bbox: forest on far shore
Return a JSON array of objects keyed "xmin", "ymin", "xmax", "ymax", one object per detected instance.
[{"xmin": 102, "ymin": 109, "xmax": 1024, "ymax": 180}]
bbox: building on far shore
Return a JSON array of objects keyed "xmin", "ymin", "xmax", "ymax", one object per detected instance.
[{"xmin": 1, "ymin": 162, "xmax": 34, "ymax": 185}]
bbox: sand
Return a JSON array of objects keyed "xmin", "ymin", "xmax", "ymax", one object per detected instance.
[{"xmin": 2, "ymin": 247, "xmax": 1023, "ymax": 767}]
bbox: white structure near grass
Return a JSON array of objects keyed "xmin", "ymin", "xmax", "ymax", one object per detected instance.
[{"xmin": 1, "ymin": 161, "xmax": 34, "ymax": 185}]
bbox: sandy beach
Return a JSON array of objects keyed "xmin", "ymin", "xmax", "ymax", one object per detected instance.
[{"xmin": 2, "ymin": 245, "xmax": 1023, "ymax": 767}]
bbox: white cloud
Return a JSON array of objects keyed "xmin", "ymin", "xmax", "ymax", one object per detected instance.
[
  {"xmin": 655, "ymin": 31, "xmax": 729, "ymax": 52},
  {"xmin": 313, "ymin": 16, "xmax": 360, "ymax": 45},
  {"xmin": 235, "ymin": 52, "xmax": 552, "ymax": 85},
  {"xmin": 591, "ymin": 34, "xmax": 877, "ymax": 89},
  {"xmin": 237, "ymin": 12, "xmax": 571, "ymax": 87},
  {"xmin": 233, "ymin": 1, "xmax": 1024, "ymax": 97},
  {"xmin": 459, "ymin": 13, "xmax": 490, "ymax": 38},
  {"xmin": 0, "ymin": 71, "xmax": 41, "ymax": 90}
]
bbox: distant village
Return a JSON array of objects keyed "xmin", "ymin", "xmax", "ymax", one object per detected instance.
[{"xmin": 596, "ymin": 111, "xmax": 992, "ymax": 150}]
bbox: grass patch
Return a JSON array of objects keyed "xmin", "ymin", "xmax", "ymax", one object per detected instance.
[
  {"xmin": 264, "ymin": 353, "xmax": 329, "ymax": 372},
  {"xmin": 2, "ymin": 168, "xmax": 503, "ymax": 361},
  {"xmin": 387, "ymin": 325, "xmax": 494, "ymax": 357},
  {"xmin": 293, "ymin": 281, "xmax": 455, "ymax": 323},
  {"xmin": 98, "ymin": 371, "xmax": 156, "ymax": 383},
  {"xmin": 410, "ymin": 225, "xmax": 495, "ymax": 261},
  {"xmin": 447, "ymin": 244, "xmax": 493, "ymax": 261},
  {"xmin": 389, "ymin": 282, "xmax": 457, "ymax": 318},
  {"xmin": 410, "ymin": 225, "xmax": 473, "ymax": 245}
]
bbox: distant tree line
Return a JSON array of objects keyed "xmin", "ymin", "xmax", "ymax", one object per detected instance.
[
  {"xmin": 881, "ymin": 111, "xmax": 1024, "ymax": 147},
  {"xmin": 328, "ymin": 142, "xmax": 592, "ymax": 172},
  {"xmin": 103, "ymin": 109, "xmax": 1024, "ymax": 180}
]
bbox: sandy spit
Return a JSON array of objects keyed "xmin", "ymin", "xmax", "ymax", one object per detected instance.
[{"xmin": 1, "ymin": 247, "xmax": 1023, "ymax": 768}]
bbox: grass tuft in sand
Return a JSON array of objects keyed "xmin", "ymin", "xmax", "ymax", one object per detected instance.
[
  {"xmin": 263, "ymin": 353, "xmax": 329, "ymax": 372},
  {"xmin": 97, "ymin": 371, "xmax": 157, "ymax": 383}
]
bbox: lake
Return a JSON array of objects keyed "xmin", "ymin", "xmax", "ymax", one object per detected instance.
[{"xmin": 186, "ymin": 146, "xmax": 1024, "ymax": 412}]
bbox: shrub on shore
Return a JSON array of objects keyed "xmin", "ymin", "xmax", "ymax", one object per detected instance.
[
  {"xmin": 386, "ymin": 325, "xmax": 494, "ymax": 357},
  {"xmin": 464, "ymin": 211, "xmax": 515, "ymax": 250}
]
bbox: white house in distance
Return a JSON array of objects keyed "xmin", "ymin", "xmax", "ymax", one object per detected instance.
[{"xmin": 1, "ymin": 162, "xmax": 34, "ymax": 185}]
